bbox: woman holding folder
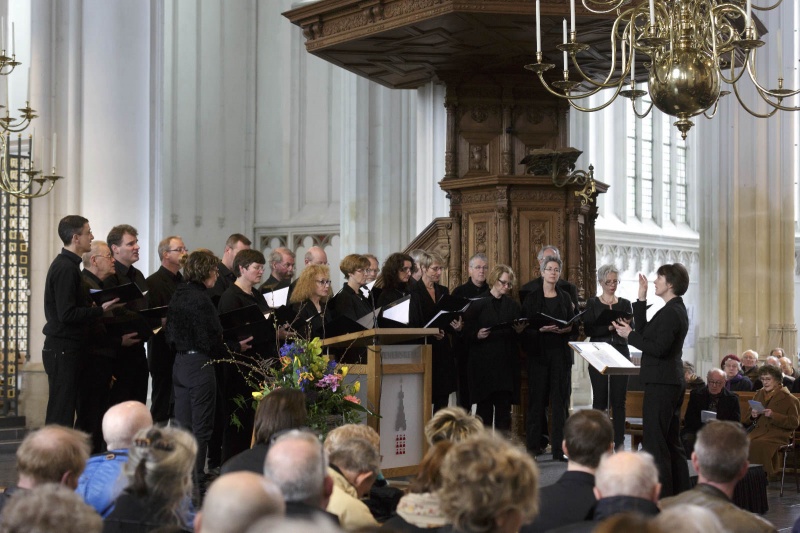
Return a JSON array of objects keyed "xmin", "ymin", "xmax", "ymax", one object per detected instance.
[
  {"xmin": 522, "ymin": 255, "xmax": 576, "ymax": 460},
  {"xmin": 582, "ymin": 263, "xmax": 633, "ymax": 450},
  {"xmin": 466, "ymin": 265, "xmax": 527, "ymax": 431}
]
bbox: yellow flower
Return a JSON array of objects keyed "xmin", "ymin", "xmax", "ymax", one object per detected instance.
[
  {"xmin": 340, "ymin": 366, "xmax": 349, "ymax": 378},
  {"xmin": 352, "ymin": 381, "xmax": 360, "ymax": 393},
  {"xmin": 252, "ymin": 391, "xmax": 264, "ymax": 401},
  {"xmin": 307, "ymin": 337, "xmax": 323, "ymax": 357}
]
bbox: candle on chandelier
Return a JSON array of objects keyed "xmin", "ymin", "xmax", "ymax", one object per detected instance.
[
  {"xmin": 535, "ymin": 0, "xmax": 541, "ymax": 54},
  {"xmin": 562, "ymin": 19, "xmax": 568, "ymax": 71},
  {"xmin": 631, "ymin": 46, "xmax": 636, "ymax": 82},
  {"xmin": 570, "ymin": 0, "xmax": 575, "ymax": 34},
  {"xmin": 621, "ymin": 39, "xmax": 627, "ymax": 80},
  {"xmin": 26, "ymin": 68, "xmax": 30, "ymax": 103},
  {"xmin": 649, "ymin": 0, "xmax": 655, "ymax": 25},
  {"xmin": 1, "ymin": 17, "xmax": 5, "ymax": 52},
  {"xmin": 745, "ymin": 0, "xmax": 751, "ymax": 28},
  {"xmin": 52, "ymin": 133, "xmax": 57, "ymax": 170},
  {"xmin": 11, "ymin": 22, "xmax": 14, "ymax": 56},
  {"xmin": 30, "ymin": 129, "xmax": 35, "ymax": 163},
  {"xmin": 777, "ymin": 28, "xmax": 783, "ymax": 75}
]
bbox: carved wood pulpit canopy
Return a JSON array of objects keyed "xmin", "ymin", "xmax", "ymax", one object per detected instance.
[{"xmin": 283, "ymin": 0, "xmax": 620, "ymax": 90}]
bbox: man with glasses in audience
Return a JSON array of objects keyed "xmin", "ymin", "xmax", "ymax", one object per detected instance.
[
  {"xmin": 452, "ymin": 253, "xmax": 491, "ymax": 409},
  {"xmin": 681, "ymin": 368, "xmax": 741, "ymax": 455},
  {"xmin": 146, "ymin": 236, "xmax": 188, "ymax": 424},
  {"xmin": 260, "ymin": 247, "xmax": 296, "ymax": 293}
]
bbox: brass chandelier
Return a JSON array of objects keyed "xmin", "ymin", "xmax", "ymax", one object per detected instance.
[{"xmin": 525, "ymin": 0, "xmax": 799, "ymax": 139}]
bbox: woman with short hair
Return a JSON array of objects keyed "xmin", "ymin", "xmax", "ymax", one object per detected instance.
[{"xmin": 333, "ymin": 254, "xmax": 373, "ymax": 322}]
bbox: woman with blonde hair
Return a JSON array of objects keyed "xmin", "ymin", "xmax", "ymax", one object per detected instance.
[
  {"xmin": 104, "ymin": 426, "xmax": 197, "ymax": 532},
  {"xmin": 289, "ymin": 264, "xmax": 334, "ymax": 338}
]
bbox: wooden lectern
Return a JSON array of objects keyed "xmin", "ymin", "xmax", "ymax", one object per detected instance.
[{"xmin": 322, "ymin": 328, "xmax": 438, "ymax": 477}]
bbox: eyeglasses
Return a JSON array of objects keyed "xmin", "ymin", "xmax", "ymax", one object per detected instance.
[
  {"xmin": 250, "ymin": 265, "xmax": 266, "ymax": 272},
  {"xmin": 707, "ymin": 380, "xmax": 726, "ymax": 386},
  {"xmin": 316, "ymin": 279, "xmax": 332, "ymax": 286},
  {"xmin": 365, "ymin": 268, "xmax": 378, "ymax": 274},
  {"xmin": 603, "ymin": 279, "xmax": 620, "ymax": 286},
  {"xmin": 544, "ymin": 268, "xmax": 561, "ymax": 273},
  {"xmin": 167, "ymin": 247, "xmax": 188, "ymax": 253},
  {"xmin": 400, "ymin": 267, "xmax": 412, "ymax": 273},
  {"xmin": 498, "ymin": 280, "xmax": 513, "ymax": 287},
  {"xmin": 470, "ymin": 265, "xmax": 489, "ymax": 270},
  {"xmin": 429, "ymin": 266, "xmax": 443, "ymax": 272},
  {"xmin": 92, "ymin": 254, "xmax": 113, "ymax": 261}
]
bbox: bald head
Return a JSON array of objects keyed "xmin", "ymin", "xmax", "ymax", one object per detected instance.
[
  {"xmin": 594, "ymin": 451, "xmax": 661, "ymax": 502},
  {"xmin": 265, "ymin": 430, "xmax": 330, "ymax": 508},
  {"xmin": 196, "ymin": 472, "xmax": 285, "ymax": 533},
  {"xmin": 304, "ymin": 246, "xmax": 328, "ymax": 266},
  {"xmin": 102, "ymin": 401, "xmax": 153, "ymax": 451}
]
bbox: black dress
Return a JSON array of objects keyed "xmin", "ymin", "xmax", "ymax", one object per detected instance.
[
  {"xmin": 293, "ymin": 299, "xmax": 334, "ymax": 339},
  {"xmin": 451, "ymin": 281, "xmax": 490, "ymax": 409},
  {"xmin": 522, "ymin": 286, "xmax": 575, "ymax": 457},
  {"xmin": 582, "ymin": 296, "xmax": 633, "ymax": 448},
  {"xmin": 333, "ymin": 284, "xmax": 373, "ymax": 322},
  {"xmin": 217, "ymin": 283, "xmax": 274, "ymax": 463},
  {"xmin": 465, "ymin": 294, "xmax": 522, "ymax": 430},
  {"xmin": 411, "ymin": 282, "xmax": 457, "ymax": 411}
]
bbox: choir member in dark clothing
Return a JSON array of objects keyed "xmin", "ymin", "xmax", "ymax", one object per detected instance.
[
  {"xmin": 451, "ymin": 252, "xmax": 490, "ymax": 409},
  {"xmin": 78, "ymin": 241, "xmax": 140, "ymax": 452},
  {"xmin": 260, "ymin": 247, "xmax": 295, "ymax": 293},
  {"xmin": 376, "ymin": 252, "xmax": 423, "ymax": 327},
  {"xmin": 217, "ymin": 249, "xmax": 273, "ymax": 463},
  {"xmin": 104, "ymin": 224, "xmax": 150, "ymax": 406},
  {"xmin": 208, "ymin": 233, "xmax": 251, "ymax": 307},
  {"xmin": 289, "ymin": 264, "xmax": 333, "ymax": 339},
  {"xmin": 522, "ymin": 256, "xmax": 576, "ymax": 459},
  {"xmin": 363, "ymin": 253, "xmax": 383, "ymax": 304},
  {"xmin": 614, "ymin": 263, "xmax": 691, "ymax": 497},
  {"xmin": 411, "ymin": 251, "xmax": 463, "ymax": 412},
  {"xmin": 408, "ymin": 249, "xmax": 426, "ymax": 290},
  {"xmin": 145, "ymin": 235, "xmax": 187, "ymax": 424},
  {"xmin": 465, "ymin": 265, "xmax": 526, "ymax": 431},
  {"xmin": 333, "ymin": 254, "xmax": 373, "ymax": 321},
  {"xmin": 165, "ymin": 250, "xmax": 251, "ymax": 483},
  {"xmin": 582, "ymin": 263, "xmax": 633, "ymax": 451}
]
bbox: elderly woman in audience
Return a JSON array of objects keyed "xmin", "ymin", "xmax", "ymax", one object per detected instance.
[
  {"xmin": 583, "ymin": 263, "xmax": 633, "ymax": 450},
  {"xmin": 683, "ymin": 361, "xmax": 705, "ymax": 391},
  {"xmin": 289, "ymin": 264, "xmax": 334, "ymax": 338},
  {"xmin": 103, "ymin": 426, "xmax": 197, "ymax": 532},
  {"xmin": 221, "ymin": 388, "xmax": 307, "ymax": 475},
  {"xmin": 721, "ymin": 354, "xmax": 753, "ymax": 391},
  {"xmin": 411, "ymin": 251, "xmax": 463, "ymax": 412},
  {"xmin": 439, "ymin": 434, "xmax": 539, "ymax": 533},
  {"xmin": 465, "ymin": 264, "xmax": 527, "ymax": 432},
  {"xmin": 380, "ymin": 441, "xmax": 453, "ymax": 532},
  {"xmin": 424, "ymin": 406, "xmax": 485, "ymax": 445},
  {"xmin": 743, "ymin": 364, "xmax": 800, "ymax": 477}
]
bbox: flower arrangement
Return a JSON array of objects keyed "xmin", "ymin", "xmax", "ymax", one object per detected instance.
[{"xmin": 250, "ymin": 336, "xmax": 372, "ymax": 434}]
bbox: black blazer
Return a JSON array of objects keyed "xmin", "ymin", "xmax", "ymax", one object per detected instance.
[
  {"xmin": 628, "ymin": 297, "xmax": 688, "ymax": 386},
  {"xmin": 522, "ymin": 471, "xmax": 596, "ymax": 533},
  {"xmin": 521, "ymin": 285, "xmax": 576, "ymax": 362},
  {"xmin": 683, "ymin": 387, "xmax": 741, "ymax": 433}
]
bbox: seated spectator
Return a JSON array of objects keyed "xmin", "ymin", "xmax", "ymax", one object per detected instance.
[
  {"xmin": 221, "ymin": 388, "xmax": 307, "ymax": 475},
  {"xmin": 76, "ymin": 401, "xmax": 153, "ymax": 517},
  {"xmin": 763, "ymin": 355, "xmax": 794, "ymax": 389},
  {"xmin": 781, "ymin": 356, "xmax": 797, "ymax": 383},
  {"xmin": 0, "ymin": 483, "xmax": 102, "ymax": 533},
  {"xmin": 653, "ymin": 504, "xmax": 725, "ymax": 533},
  {"xmin": 721, "ymin": 354, "xmax": 752, "ymax": 392},
  {"xmin": 681, "ymin": 369, "xmax": 740, "ymax": 455},
  {"xmin": 440, "ymin": 434, "xmax": 539, "ymax": 533},
  {"xmin": 523, "ymin": 409, "xmax": 613, "ymax": 533},
  {"xmin": 263, "ymin": 429, "xmax": 338, "ymax": 525},
  {"xmin": 380, "ymin": 441, "xmax": 453, "ymax": 532},
  {"xmin": 244, "ymin": 515, "xmax": 343, "ymax": 533},
  {"xmin": 194, "ymin": 472, "xmax": 285, "ymax": 533},
  {"xmin": 683, "ymin": 361, "xmax": 705, "ymax": 391},
  {"xmin": 103, "ymin": 427, "xmax": 197, "ymax": 532},
  {"xmin": 742, "ymin": 364, "xmax": 800, "ymax": 478},
  {"xmin": 741, "ymin": 350, "xmax": 761, "ymax": 382},
  {"xmin": 554, "ymin": 451, "xmax": 661, "ymax": 533},
  {"xmin": 662, "ymin": 421, "xmax": 776, "ymax": 533},
  {"xmin": 424, "ymin": 406, "xmax": 484, "ymax": 445},
  {"xmin": 324, "ymin": 430, "xmax": 381, "ymax": 531},
  {"xmin": 0, "ymin": 426, "xmax": 90, "ymax": 514}
]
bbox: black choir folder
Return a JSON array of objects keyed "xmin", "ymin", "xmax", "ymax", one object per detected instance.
[
  {"xmin": 593, "ymin": 308, "xmax": 633, "ymax": 328},
  {"xmin": 89, "ymin": 282, "xmax": 146, "ymax": 305},
  {"xmin": 425, "ymin": 295, "xmax": 474, "ymax": 331},
  {"xmin": 526, "ymin": 308, "xmax": 587, "ymax": 329},
  {"xmin": 488, "ymin": 318, "xmax": 529, "ymax": 332},
  {"xmin": 219, "ymin": 304, "xmax": 272, "ymax": 343}
]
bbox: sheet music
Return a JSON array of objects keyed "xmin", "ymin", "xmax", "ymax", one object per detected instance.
[
  {"xmin": 383, "ymin": 298, "xmax": 410, "ymax": 325},
  {"xmin": 569, "ymin": 341, "xmax": 639, "ymax": 375},
  {"xmin": 264, "ymin": 287, "xmax": 289, "ymax": 308}
]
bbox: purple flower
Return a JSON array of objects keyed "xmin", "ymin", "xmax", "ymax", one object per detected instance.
[{"xmin": 316, "ymin": 374, "xmax": 341, "ymax": 392}]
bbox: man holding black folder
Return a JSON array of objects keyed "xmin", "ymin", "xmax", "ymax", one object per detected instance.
[
  {"xmin": 104, "ymin": 224, "xmax": 150, "ymax": 406},
  {"xmin": 42, "ymin": 216, "xmax": 120, "ymax": 427}
]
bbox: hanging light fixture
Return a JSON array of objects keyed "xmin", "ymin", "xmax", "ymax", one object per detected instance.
[{"xmin": 525, "ymin": 0, "xmax": 798, "ymax": 139}]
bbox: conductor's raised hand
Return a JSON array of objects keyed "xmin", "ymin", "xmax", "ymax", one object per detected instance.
[{"xmin": 637, "ymin": 273, "xmax": 648, "ymax": 301}]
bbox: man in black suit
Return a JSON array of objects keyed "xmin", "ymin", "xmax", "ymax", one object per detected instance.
[
  {"xmin": 208, "ymin": 233, "xmax": 251, "ymax": 307},
  {"xmin": 522, "ymin": 409, "xmax": 613, "ymax": 533},
  {"xmin": 681, "ymin": 368, "xmax": 741, "ymax": 454}
]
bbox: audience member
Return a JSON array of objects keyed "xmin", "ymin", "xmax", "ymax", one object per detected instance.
[
  {"xmin": 652, "ymin": 504, "xmax": 724, "ymax": 533},
  {"xmin": 742, "ymin": 365, "xmax": 800, "ymax": 477},
  {"xmin": 244, "ymin": 515, "xmax": 343, "ymax": 533},
  {"xmin": 523, "ymin": 410, "xmax": 614, "ymax": 533},
  {"xmin": 194, "ymin": 472, "xmax": 285, "ymax": 533},
  {"xmin": 0, "ymin": 483, "xmax": 102, "ymax": 533},
  {"xmin": 380, "ymin": 441, "xmax": 453, "ymax": 532},
  {"xmin": 440, "ymin": 434, "xmax": 539, "ymax": 533},
  {"xmin": 554, "ymin": 451, "xmax": 661, "ymax": 532},
  {"xmin": 424, "ymin": 406, "xmax": 484, "ymax": 445},
  {"xmin": 764, "ymin": 356, "xmax": 794, "ymax": 389},
  {"xmin": 780, "ymin": 357, "xmax": 797, "ymax": 383},
  {"xmin": 741, "ymin": 350, "xmax": 761, "ymax": 382},
  {"xmin": 721, "ymin": 354, "xmax": 753, "ymax": 392},
  {"xmin": 682, "ymin": 361, "xmax": 705, "ymax": 391},
  {"xmin": 263, "ymin": 429, "xmax": 338, "ymax": 525},
  {"xmin": 103, "ymin": 427, "xmax": 197, "ymax": 532},
  {"xmin": 221, "ymin": 388, "xmax": 307, "ymax": 475},
  {"xmin": 681, "ymin": 369, "xmax": 740, "ymax": 455},
  {"xmin": 324, "ymin": 434, "xmax": 381, "ymax": 531},
  {"xmin": 76, "ymin": 401, "xmax": 154, "ymax": 517},
  {"xmin": 0, "ymin": 426, "xmax": 90, "ymax": 514},
  {"xmin": 661, "ymin": 421, "xmax": 776, "ymax": 533}
]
